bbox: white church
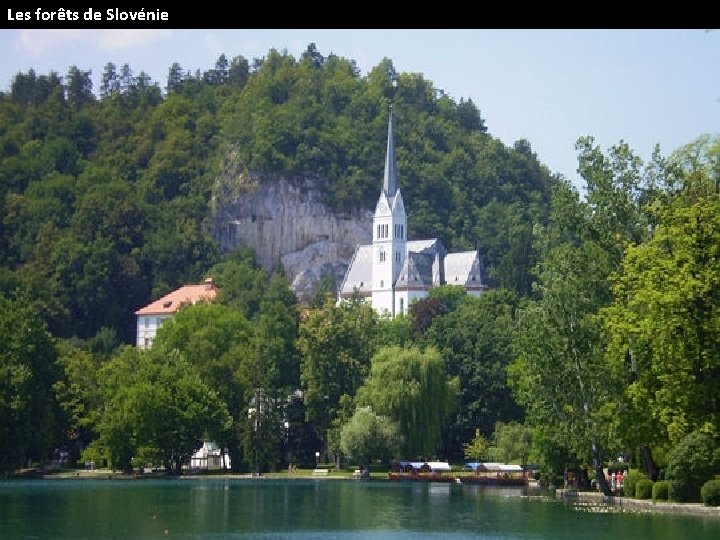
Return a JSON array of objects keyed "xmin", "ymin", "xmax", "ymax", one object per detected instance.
[{"xmin": 338, "ymin": 111, "xmax": 489, "ymax": 317}]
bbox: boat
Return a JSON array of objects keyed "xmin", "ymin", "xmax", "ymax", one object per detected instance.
[
  {"xmin": 459, "ymin": 462, "xmax": 528, "ymax": 486},
  {"xmin": 388, "ymin": 461, "xmax": 455, "ymax": 482}
]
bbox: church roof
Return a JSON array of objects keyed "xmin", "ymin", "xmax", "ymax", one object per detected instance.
[
  {"xmin": 445, "ymin": 251, "xmax": 488, "ymax": 289},
  {"xmin": 383, "ymin": 109, "xmax": 398, "ymax": 197},
  {"xmin": 406, "ymin": 238, "xmax": 443, "ymax": 255},
  {"xmin": 339, "ymin": 244, "xmax": 373, "ymax": 297},
  {"xmin": 395, "ymin": 252, "xmax": 435, "ymax": 289}
]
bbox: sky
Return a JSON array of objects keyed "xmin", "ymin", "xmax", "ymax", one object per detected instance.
[{"xmin": 0, "ymin": 28, "xmax": 718, "ymax": 192}]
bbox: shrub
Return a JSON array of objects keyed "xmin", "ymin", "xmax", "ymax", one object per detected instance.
[
  {"xmin": 652, "ymin": 480, "xmax": 669, "ymax": 502},
  {"xmin": 623, "ymin": 471, "xmax": 647, "ymax": 498},
  {"xmin": 666, "ymin": 431, "xmax": 718, "ymax": 503},
  {"xmin": 701, "ymin": 479, "xmax": 720, "ymax": 507},
  {"xmin": 635, "ymin": 479, "xmax": 653, "ymax": 499}
]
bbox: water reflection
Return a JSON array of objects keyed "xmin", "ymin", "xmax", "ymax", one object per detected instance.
[{"xmin": 0, "ymin": 479, "xmax": 718, "ymax": 540}]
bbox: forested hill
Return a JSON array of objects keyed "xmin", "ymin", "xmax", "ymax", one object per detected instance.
[{"xmin": 0, "ymin": 43, "xmax": 557, "ymax": 343}]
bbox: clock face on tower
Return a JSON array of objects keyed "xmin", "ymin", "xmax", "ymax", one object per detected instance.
[{"xmin": 377, "ymin": 199, "xmax": 388, "ymax": 214}]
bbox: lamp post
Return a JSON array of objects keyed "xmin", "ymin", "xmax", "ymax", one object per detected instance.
[
  {"xmin": 283, "ymin": 420, "xmax": 290, "ymax": 468},
  {"xmin": 315, "ymin": 451, "xmax": 320, "ymax": 468}
]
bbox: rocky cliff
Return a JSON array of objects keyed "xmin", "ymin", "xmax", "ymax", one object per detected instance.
[{"xmin": 209, "ymin": 166, "xmax": 371, "ymax": 304}]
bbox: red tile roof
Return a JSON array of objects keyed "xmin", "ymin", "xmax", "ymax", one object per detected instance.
[{"xmin": 135, "ymin": 278, "xmax": 219, "ymax": 316}]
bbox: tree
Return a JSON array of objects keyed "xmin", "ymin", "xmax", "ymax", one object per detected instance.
[
  {"xmin": 409, "ymin": 297, "xmax": 448, "ymax": 339},
  {"xmin": 242, "ymin": 273, "xmax": 300, "ymax": 473},
  {"xmin": 228, "ymin": 55, "xmax": 249, "ymax": 88},
  {"xmin": 94, "ymin": 345, "xmax": 231, "ymax": 474},
  {"xmin": 53, "ymin": 340, "xmax": 104, "ymax": 458},
  {"xmin": 134, "ymin": 347, "xmax": 231, "ymax": 474},
  {"xmin": 153, "ymin": 302, "xmax": 253, "ymax": 472},
  {"xmin": 488, "ymin": 421, "xmax": 533, "ymax": 466},
  {"xmin": 65, "ymin": 66, "xmax": 93, "ymax": 109},
  {"xmin": 463, "ymin": 429, "xmax": 488, "ymax": 461},
  {"xmin": 0, "ymin": 294, "xmax": 60, "ymax": 474},
  {"xmin": 510, "ymin": 241, "xmax": 621, "ymax": 495},
  {"xmin": 166, "ymin": 62, "xmax": 184, "ymax": 94},
  {"xmin": 602, "ymin": 180, "xmax": 720, "ymax": 448},
  {"xmin": 209, "ymin": 247, "xmax": 268, "ymax": 319},
  {"xmin": 299, "ymin": 296, "xmax": 377, "ymax": 449},
  {"xmin": 119, "ymin": 64, "xmax": 135, "ymax": 94},
  {"xmin": 255, "ymin": 272, "xmax": 300, "ymax": 393},
  {"xmin": 356, "ymin": 345, "xmax": 458, "ymax": 459},
  {"xmin": 666, "ymin": 431, "xmax": 719, "ymax": 502},
  {"xmin": 375, "ymin": 313, "xmax": 413, "ymax": 348},
  {"xmin": 100, "ymin": 62, "xmax": 120, "ymax": 97},
  {"xmin": 340, "ymin": 406, "xmax": 401, "ymax": 467},
  {"xmin": 427, "ymin": 290, "xmax": 522, "ymax": 460}
]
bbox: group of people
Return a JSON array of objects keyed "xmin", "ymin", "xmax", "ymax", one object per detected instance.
[
  {"xmin": 606, "ymin": 470, "xmax": 626, "ymax": 491},
  {"xmin": 564, "ymin": 467, "xmax": 626, "ymax": 492}
]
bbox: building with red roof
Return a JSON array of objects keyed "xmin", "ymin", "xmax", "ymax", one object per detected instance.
[{"xmin": 134, "ymin": 277, "xmax": 219, "ymax": 348}]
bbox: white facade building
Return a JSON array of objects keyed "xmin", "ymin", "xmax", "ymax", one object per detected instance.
[
  {"xmin": 134, "ymin": 277, "xmax": 219, "ymax": 348},
  {"xmin": 338, "ymin": 111, "xmax": 488, "ymax": 317}
]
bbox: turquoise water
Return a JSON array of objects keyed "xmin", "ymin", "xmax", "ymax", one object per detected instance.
[{"xmin": 1, "ymin": 479, "xmax": 718, "ymax": 539}]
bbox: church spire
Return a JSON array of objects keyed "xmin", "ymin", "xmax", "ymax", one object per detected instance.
[{"xmin": 383, "ymin": 107, "xmax": 397, "ymax": 197}]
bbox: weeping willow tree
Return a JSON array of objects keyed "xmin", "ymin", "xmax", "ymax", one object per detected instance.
[{"xmin": 355, "ymin": 345, "xmax": 458, "ymax": 459}]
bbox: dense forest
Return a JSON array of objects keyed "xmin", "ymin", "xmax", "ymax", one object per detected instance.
[{"xmin": 1, "ymin": 44, "xmax": 718, "ymax": 502}]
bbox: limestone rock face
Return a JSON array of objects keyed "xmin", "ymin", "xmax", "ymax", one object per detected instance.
[{"xmin": 209, "ymin": 172, "xmax": 371, "ymax": 303}]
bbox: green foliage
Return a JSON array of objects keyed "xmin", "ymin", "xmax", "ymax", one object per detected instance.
[
  {"xmin": 53, "ymin": 340, "xmax": 104, "ymax": 451},
  {"xmin": 427, "ymin": 285, "xmax": 467, "ymax": 313},
  {"xmin": 652, "ymin": 480, "xmax": 669, "ymax": 502},
  {"xmin": 701, "ymin": 479, "xmax": 720, "ymax": 507},
  {"xmin": 299, "ymin": 297, "xmax": 377, "ymax": 439},
  {"xmin": 488, "ymin": 421, "xmax": 533, "ymax": 465},
  {"xmin": 623, "ymin": 471, "xmax": 648, "ymax": 499},
  {"xmin": 0, "ymin": 45, "xmax": 557, "ymax": 346},
  {"xmin": 0, "ymin": 294, "xmax": 60, "ymax": 474},
  {"xmin": 152, "ymin": 301, "xmax": 253, "ymax": 471},
  {"xmin": 602, "ymin": 182, "xmax": 720, "ymax": 446},
  {"xmin": 356, "ymin": 345, "xmax": 458, "ymax": 459},
  {"xmin": 606, "ymin": 461, "xmax": 629, "ymax": 474},
  {"xmin": 463, "ymin": 429, "xmax": 488, "ymax": 461},
  {"xmin": 666, "ymin": 431, "xmax": 718, "ymax": 503},
  {"xmin": 635, "ymin": 479, "xmax": 653, "ymax": 499},
  {"xmin": 209, "ymin": 248, "xmax": 268, "ymax": 319},
  {"xmin": 340, "ymin": 406, "xmax": 401, "ymax": 466},
  {"xmin": 95, "ymin": 345, "xmax": 231, "ymax": 474},
  {"xmin": 427, "ymin": 290, "xmax": 522, "ymax": 460},
  {"xmin": 374, "ymin": 314, "xmax": 413, "ymax": 349}
]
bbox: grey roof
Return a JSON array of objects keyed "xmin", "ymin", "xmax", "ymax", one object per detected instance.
[
  {"xmin": 339, "ymin": 244, "xmax": 373, "ymax": 296},
  {"xmin": 406, "ymin": 238, "xmax": 443, "ymax": 255},
  {"xmin": 340, "ymin": 242, "xmax": 487, "ymax": 295},
  {"xmin": 395, "ymin": 252, "xmax": 434, "ymax": 288},
  {"xmin": 444, "ymin": 251, "xmax": 486, "ymax": 288},
  {"xmin": 383, "ymin": 110, "xmax": 397, "ymax": 197}
]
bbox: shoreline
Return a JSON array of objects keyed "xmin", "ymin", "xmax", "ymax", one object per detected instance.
[{"xmin": 556, "ymin": 488, "xmax": 720, "ymax": 518}]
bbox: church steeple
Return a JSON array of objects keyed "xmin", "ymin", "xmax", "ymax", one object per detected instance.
[
  {"xmin": 372, "ymin": 106, "xmax": 406, "ymax": 317},
  {"xmin": 383, "ymin": 108, "xmax": 397, "ymax": 197}
]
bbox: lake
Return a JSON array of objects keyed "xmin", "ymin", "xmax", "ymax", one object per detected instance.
[{"xmin": 1, "ymin": 478, "xmax": 718, "ymax": 539}]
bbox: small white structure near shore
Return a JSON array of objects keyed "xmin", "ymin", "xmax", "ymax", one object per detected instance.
[{"xmin": 190, "ymin": 441, "xmax": 230, "ymax": 470}]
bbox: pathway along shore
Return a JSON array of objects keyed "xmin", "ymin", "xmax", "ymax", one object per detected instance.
[{"xmin": 556, "ymin": 488, "xmax": 720, "ymax": 518}]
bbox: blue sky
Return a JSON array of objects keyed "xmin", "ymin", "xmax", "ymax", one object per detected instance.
[{"xmin": 1, "ymin": 29, "xmax": 718, "ymax": 191}]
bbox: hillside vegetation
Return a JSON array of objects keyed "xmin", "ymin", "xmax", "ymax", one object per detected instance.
[{"xmin": 0, "ymin": 43, "xmax": 556, "ymax": 342}]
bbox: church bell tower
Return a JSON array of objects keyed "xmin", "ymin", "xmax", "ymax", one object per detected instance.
[{"xmin": 371, "ymin": 108, "xmax": 407, "ymax": 316}]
